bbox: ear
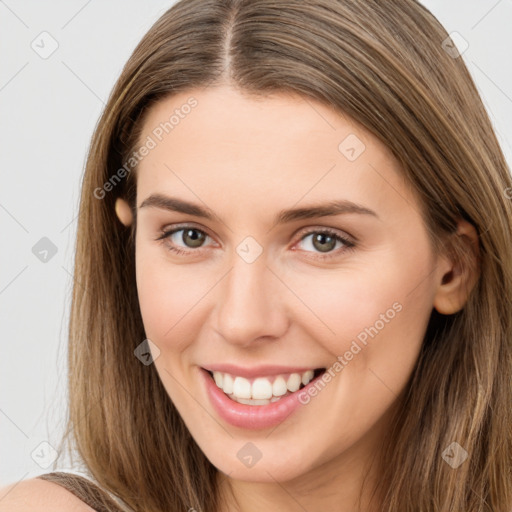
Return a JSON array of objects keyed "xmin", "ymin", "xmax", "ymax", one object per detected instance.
[
  {"xmin": 433, "ymin": 219, "xmax": 480, "ymax": 315},
  {"xmin": 115, "ymin": 198, "xmax": 134, "ymax": 227}
]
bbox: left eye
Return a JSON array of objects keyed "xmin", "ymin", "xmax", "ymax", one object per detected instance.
[{"xmin": 296, "ymin": 230, "xmax": 352, "ymax": 254}]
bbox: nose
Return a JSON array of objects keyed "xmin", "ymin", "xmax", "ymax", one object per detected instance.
[{"xmin": 213, "ymin": 253, "xmax": 289, "ymax": 348}]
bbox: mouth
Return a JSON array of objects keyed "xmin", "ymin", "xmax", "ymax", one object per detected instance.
[{"xmin": 203, "ymin": 367, "xmax": 327, "ymax": 406}]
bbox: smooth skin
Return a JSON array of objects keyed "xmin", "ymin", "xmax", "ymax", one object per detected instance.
[
  {"xmin": 0, "ymin": 85, "xmax": 477, "ymax": 511},
  {"xmin": 112, "ymin": 85, "xmax": 479, "ymax": 512}
]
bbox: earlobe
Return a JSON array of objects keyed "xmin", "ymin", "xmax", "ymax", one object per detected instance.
[
  {"xmin": 115, "ymin": 198, "xmax": 134, "ymax": 227},
  {"xmin": 433, "ymin": 219, "xmax": 480, "ymax": 315}
]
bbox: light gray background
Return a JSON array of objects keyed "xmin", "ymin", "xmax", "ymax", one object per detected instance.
[{"xmin": 1, "ymin": 0, "xmax": 511, "ymax": 489}]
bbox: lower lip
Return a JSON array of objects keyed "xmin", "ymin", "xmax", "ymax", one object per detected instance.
[{"xmin": 200, "ymin": 367, "xmax": 323, "ymax": 430}]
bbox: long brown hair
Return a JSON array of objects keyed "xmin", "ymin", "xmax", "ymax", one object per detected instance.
[{"xmin": 52, "ymin": 1, "xmax": 512, "ymax": 510}]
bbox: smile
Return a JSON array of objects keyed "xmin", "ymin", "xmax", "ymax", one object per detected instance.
[
  {"xmin": 200, "ymin": 365, "xmax": 327, "ymax": 429},
  {"xmin": 207, "ymin": 369, "xmax": 324, "ymax": 405}
]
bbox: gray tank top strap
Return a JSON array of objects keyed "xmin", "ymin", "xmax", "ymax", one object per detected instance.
[{"xmin": 36, "ymin": 471, "xmax": 128, "ymax": 512}]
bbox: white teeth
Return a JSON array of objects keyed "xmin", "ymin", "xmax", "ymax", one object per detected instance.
[
  {"xmin": 232, "ymin": 397, "xmax": 273, "ymax": 405},
  {"xmin": 232, "ymin": 376, "xmax": 252, "ymax": 398},
  {"xmin": 286, "ymin": 373, "xmax": 302, "ymax": 392},
  {"xmin": 213, "ymin": 372, "xmax": 223, "ymax": 388},
  {"xmin": 252, "ymin": 378, "xmax": 273, "ymax": 399},
  {"xmin": 302, "ymin": 370, "xmax": 314, "ymax": 386},
  {"xmin": 211, "ymin": 369, "xmax": 319, "ymax": 401},
  {"xmin": 222, "ymin": 373, "xmax": 233, "ymax": 394},
  {"xmin": 230, "ymin": 392, "xmax": 292, "ymax": 406},
  {"xmin": 272, "ymin": 376, "xmax": 288, "ymax": 396}
]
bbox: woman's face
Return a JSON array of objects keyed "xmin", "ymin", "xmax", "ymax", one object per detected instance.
[{"xmin": 132, "ymin": 84, "xmax": 444, "ymax": 483}]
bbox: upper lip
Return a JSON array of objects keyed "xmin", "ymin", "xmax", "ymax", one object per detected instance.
[{"xmin": 201, "ymin": 363, "xmax": 324, "ymax": 379}]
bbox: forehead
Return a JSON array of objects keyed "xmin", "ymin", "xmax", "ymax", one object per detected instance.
[
  {"xmin": 138, "ymin": 85, "xmax": 377, "ymax": 160},
  {"xmin": 134, "ymin": 85, "xmax": 412, "ymax": 219}
]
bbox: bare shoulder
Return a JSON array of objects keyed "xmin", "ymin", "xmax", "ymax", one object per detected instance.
[{"xmin": 0, "ymin": 477, "xmax": 94, "ymax": 511}]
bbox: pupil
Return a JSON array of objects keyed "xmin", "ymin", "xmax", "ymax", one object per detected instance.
[{"xmin": 313, "ymin": 233, "xmax": 335, "ymax": 253}]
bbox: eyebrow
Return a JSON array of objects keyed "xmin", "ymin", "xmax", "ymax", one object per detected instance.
[{"xmin": 138, "ymin": 193, "xmax": 378, "ymax": 224}]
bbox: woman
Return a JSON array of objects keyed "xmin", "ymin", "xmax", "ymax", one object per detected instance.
[{"xmin": 2, "ymin": 0, "xmax": 511, "ymax": 510}]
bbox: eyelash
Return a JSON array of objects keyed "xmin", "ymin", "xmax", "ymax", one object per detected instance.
[{"xmin": 155, "ymin": 225, "xmax": 356, "ymax": 260}]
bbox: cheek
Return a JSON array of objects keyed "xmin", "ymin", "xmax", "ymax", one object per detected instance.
[
  {"xmin": 135, "ymin": 245, "xmax": 210, "ymax": 353},
  {"xmin": 287, "ymin": 249, "xmax": 435, "ymax": 383}
]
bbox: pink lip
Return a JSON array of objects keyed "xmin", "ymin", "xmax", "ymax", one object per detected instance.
[
  {"xmin": 202, "ymin": 363, "xmax": 320, "ymax": 379},
  {"xmin": 199, "ymin": 367, "xmax": 325, "ymax": 430}
]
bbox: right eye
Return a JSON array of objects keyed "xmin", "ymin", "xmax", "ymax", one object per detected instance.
[{"xmin": 156, "ymin": 225, "xmax": 214, "ymax": 256}]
